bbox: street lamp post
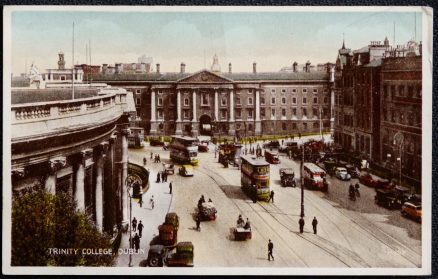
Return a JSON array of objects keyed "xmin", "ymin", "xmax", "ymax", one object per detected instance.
[
  {"xmin": 393, "ymin": 132, "xmax": 404, "ymax": 185},
  {"xmin": 300, "ymin": 145, "xmax": 305, "ymax": 218},
  {"xmin": 125, "ymin": 177, "xmax": 133, "ymax": 267}
]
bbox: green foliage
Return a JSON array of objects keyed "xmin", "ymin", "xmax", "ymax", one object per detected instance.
[{"xmin": 11, "ymin": 191, "xmax": 115, "ymax": 266}]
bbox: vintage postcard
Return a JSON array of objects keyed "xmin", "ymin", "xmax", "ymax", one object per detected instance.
[{"xmin": 2, "ymin": 5, "xmax": 433, "ymax": 275}]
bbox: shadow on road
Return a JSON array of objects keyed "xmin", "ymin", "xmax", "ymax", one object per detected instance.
[{"xmin": 219, "ymin": 185, "xmax": 249, "ymax": 200}]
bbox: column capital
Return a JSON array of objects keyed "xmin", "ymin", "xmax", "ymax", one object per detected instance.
[{"xmin": 48, "ymin": 156, "xmax": 67, "ymax": 174}]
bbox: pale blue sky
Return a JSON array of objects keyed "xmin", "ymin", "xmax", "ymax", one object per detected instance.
[{"xmin": 9, "ymin": 10, "xmax": 422, "ymax": 75}]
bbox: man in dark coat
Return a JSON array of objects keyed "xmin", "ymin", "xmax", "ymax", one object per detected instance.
[
  {"xmin": 169, "ymin": 182, "xmax": 173, "ymax": 194},
  {"xmin": 268, "ymin": 239, "xmax": 274, "ymax": 261},
  {"xmin": 269, "ymin": 190, "xmax": 275, "ymax": 203},
  {"xmin": 133, "ymin": 233, "xmax": 140, "ymax": 252},
  {"xmin": 312, "ymin": 217, "xmax": 318, "ymax": 234},
  {"xmin": 137, "ymin": 221, "xmax": 144, "ymax": 238},
  {"xmin": 299, "ymin": 217, "xmax": 305, "ymax": 233},
  {"xmin": 195, "ymin": 214, "xmax": 201, "ymax": 231},
  {"xmin": 156, "ymin": 172, "xmax": 161, "ymax": 183},
  {"xmin": 132, "ymin": 217, "xmax": 137, "ymax": 232}
]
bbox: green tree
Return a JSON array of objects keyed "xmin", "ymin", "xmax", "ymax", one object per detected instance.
[{"xmin": 12, "ymin": 190, "xmax": 115, "ymax": 266}]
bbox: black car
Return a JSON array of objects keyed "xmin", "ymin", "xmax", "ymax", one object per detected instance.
[{"xmin": 263, "ymin": 140, "xmax": 280, "ymax": 149}]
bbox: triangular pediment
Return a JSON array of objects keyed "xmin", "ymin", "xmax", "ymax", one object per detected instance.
[{"xmin": 177, "ymin": 70, "xmax": 233, "ymax": 83}]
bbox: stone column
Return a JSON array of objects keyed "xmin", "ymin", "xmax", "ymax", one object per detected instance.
[
  {"xmin": 120, "ymin": 128, "xmax": 129, "ymax": 224},
  {"xmin": 214, "ymin": 90, "xmax": 219, "ymax": 121},
  {"xmin": 175, "ymin": 90, "xmax": 183, "ymax": 135},
  {"xmin": 228, "ymin": 89, "xmax": 235, "ymax": 136},
  {"xmin": 95, "ymin": 154, "xmax": 104, "ymax": 232},
  {"xmin": 191, "ymin": 90, "xmax": 198, "ymax": 137},
  {"xmin": 104, "ymin": 135, "xmax": 116, "ymax": 234},
  {"xmin": 46, "ymin": 156, "xmax": 67, "ymax": 194},
  {"xmin": 150, "ymin": 89, "xmax": 157, "ymax": 135},
  {"xmin": 75, "ymin": 158, "xmax": 86, "ymax": 211},
  {"xmin": 255, "ymin": 89, "xmax": 262, "ymax": 135}
]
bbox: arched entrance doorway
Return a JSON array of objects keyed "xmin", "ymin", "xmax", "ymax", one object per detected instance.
[{"xmin": 199, "ymin": 114, "xmax": 212, "ymax": 136}]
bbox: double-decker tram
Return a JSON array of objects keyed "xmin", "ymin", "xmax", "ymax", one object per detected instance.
[
  {"xmin": 169, "ymin": 136, "xmax": 199, "ymax": 166},
  {"xmin": 240, "ymin": 155, "xmax": 270, "ymax": 201}
]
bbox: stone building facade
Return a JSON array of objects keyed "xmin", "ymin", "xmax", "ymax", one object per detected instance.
[
  {"xmin": 91, "ymin": 57, "xmax": 335, "ymax": 137},
  {"xmin": 11, "ymin": 87, "xmax": 131, "ymax": 236}
]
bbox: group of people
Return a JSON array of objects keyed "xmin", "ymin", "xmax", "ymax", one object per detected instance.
[
  {"xmin": 349, "ymin": 183, "xmax": 360, "ymax": 200},
  {"xmin": 236, "ymin": 214, "xmax": 251, "ymax": 230},
  {"xmin": 197, "ymin": 195, "xmax": 212, "ymax": 209},
  {"xmin": 156, "ymin": 171, "xmax": 168, "ymax": 183},
  {"xmin": 150, "ymin": 152, "xmax": 161, "ymax": 163},
  {"xmin": 131, "ymin": 217, "xmax": 145, "ymax": 252},
  {"xmin": 298, "ymin": 216, "xmax": 318, "ymax": 234}
]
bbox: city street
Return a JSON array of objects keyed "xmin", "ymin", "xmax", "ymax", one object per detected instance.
[{"xmin": 124, "ymin": 137, "xmax": 421, "ymax": 268}]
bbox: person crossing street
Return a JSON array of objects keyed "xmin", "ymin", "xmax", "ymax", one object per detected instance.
[
  {"xmin": 137, "ymin": 220, "xmax": 144, "ymax": 238},
  {"xmin": 299, "ymin": 217, "xmax": 305, "ymax": 233},
  {"xmin": 312, "ymin": 217, "xmax": 318, "ymax": 234},
  {"xmin": 268, "ymin": 239, "xmax": 274, "ymax": 261}
]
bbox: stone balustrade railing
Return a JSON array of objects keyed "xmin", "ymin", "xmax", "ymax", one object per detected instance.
[{"xmin": 11, "ymin": 88, "xmax": 128, "ymax": 140}]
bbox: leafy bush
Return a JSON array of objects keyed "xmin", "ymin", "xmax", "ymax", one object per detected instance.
[{"xmin": 11, "ymin": 191, "xmax": 115, "ymax": 266}]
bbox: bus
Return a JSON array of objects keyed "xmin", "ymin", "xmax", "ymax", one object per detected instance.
[
  {"xmin": 303, "ymin": 162, "xmax": 328, "ymax": 191},
  {"xmin": 240, "ymin": 155, "xmax": 270, "ymax": 201},
  {"xmin": 169, "ymin": 136, "xmax": 199, "ymax": 166},
  {"xmin": 264, "ymin": 150, "xmax": 280, "ymax": 164}
]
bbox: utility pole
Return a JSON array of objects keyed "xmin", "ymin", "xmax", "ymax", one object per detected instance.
[{"xmin": 300, "ymin": 145, "xmax": 305, "ymax": 218}]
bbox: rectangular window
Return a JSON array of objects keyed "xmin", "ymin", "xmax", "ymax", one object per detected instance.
[
  {"xmin": 157, "ymin": 110, "xmax": 163, "ymax": 119},
  {"xmin": 292, "ymin": 97, "xmax": 297, "ymax": 104},
  {"xmin": 236, "ymin": 97, "xmax": 241, "ymax": 106},
  {"xmin": 271, "ymin": 109, "xmax": 276, "ymax": 118},
  {"xmin": 313, "ymin": 88, "xmax": 318, "ymax": 93},
  {"xmin": 260, "ymin": 108, "xmax": 265, "ymax": 118},
  {"xmin": 248, "ymin": 97, "xmax": 253, "ymax": 105},
  {"xmin": 221, "ymin": 110, "xmax": 227, "ymax": 119},
  {"xmin": 202, "ymin": 94, "xmax": 209, "ymax": 106},
  {"xmin": 303, "ymin": 97, "xmax": 307, "ymax": 104},
  {"xmin": 221, "ymin": 97, "xmax": 227, "ymax": 106},
  {"xmin": 313, "ymin": 108, "xmax": 318, "ymax": 117},
  {"xmin": 261, "ymin": 97, "xmax": 265, "ymax": 105},
  {"xmin": 236, "ymin": 109, "xmax": 241, "ymax": 119},
  {"xmin": 157, "ymin": 90, "xmax": 163, "ymax": 95},
  {"xmin": 281, "ymin": 89, "xmax": 286, "ymax": 94},
  {"xmin": 136, "ymin": 97, "xmax": 141, "ymax": 105},
  {"xmin": 292, "ymin": 108, "xmax": 297, "ymax": 116},
  {"xmin": 248, "ymin": 89, "xmax": 253, "ymax": 94},
  {"xmin": 292, "ymin": 88, "xmax": 297, "ymax": 93},
  {"xmin": 183, "ymin": 110, "xmax": 190, "ymax": 119},
  {"xmin": 313, "ymin": 97, "xmax": 318, "ymax": 104},
  {"xmin": 271, "ymin": 97, "xmax": 276, "ymax": 105},
  {"xmin": 282, "ymin": 122, "xmax": 286, "ymax": 130},
  {"xmin": 303, "ymin": 122, "xmax": 308, "ymax": 129},
  {"xmin": 292, "ymin": 123, "xmax": 297, "ymax": 129},
  {"xmin": 398, "ymin": 85, "xmax": 405, "ymax": 97},
  {"xmin": 157, "ymin": 97, "xmax": 163, "ymax": 106},
  {"xmin": 281, "ymin": 97, "xmax": 286, "ymax": 104},
  {"xmin": 302, "ymin": 108, "xmax": 307, "ymax": 116},
  {"xmin": 169, "ymin": 95, "xmax": 175, "ymax": 105},
  {"xmin": 282, "ymin": 108, "xmax": 286, "ymax": 117},
  {"xmin": 184, "ymin": 98, "xmax": 189, "ymax": 106},
  {"xmin": 302, "ymin": 88, "xmax": 307, "ymax": 93},
  {"xmin": 271, "ymin": 89, "xmax": 276, "ymax": 94},
  {"xmin": 248, "ymin": 109, "xmax": 253, "ymax": 119},
  {"xmin": 136, "ymin": 89, "xmax": 141, "ymax": 94}
]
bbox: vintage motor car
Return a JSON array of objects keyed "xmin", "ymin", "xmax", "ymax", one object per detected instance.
[
  {"xmin": 345, "ymin": 164, "xmax": 360, "ymax": 179},
  {"xmin": 163, "ymin": 163, "xmax": 175, "ymax": 175},
  {"xmin": 335, "ymin": 167, "xmax": 351, "ymax": 181},
  {"xmin": 179, "ymin": 165, "xmax": 194, "ymax": 177},
  {"xmin": 198, "ymin": 201, "xmax": 217, "ymax": 221},
  {"xmin": 150, "ymin": 139, "xmax": 166, "ymax": 147},
  {"xmin": 374, "ymin": 188, "xmax": 405, "ymax": 209},
  {"xmin": 279, "ymin": 168, "xmax": 296, "ymax": 187},
  {"xmin": 401, "ymin": 202, "xmax": 422, "ymax": 222},
  {"xmin": 359, "ymin": 173, "xmax": 378, "ymax": 187},
  {"xmin": 263, "ymin": 140, "xmax": 280, "ymax": 149},
  {"xmin": 197, "ymin": 142, "xmax": 209, "ymax": 152},
  {"xmin": 233, "ymin": 227, "xmax": 252, "ymax": 241},
  {"xmin": 145, "ymin": 242, "xmax": 194, "ymax": 267}
]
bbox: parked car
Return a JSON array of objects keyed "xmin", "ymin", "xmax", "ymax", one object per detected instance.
[
  {"xmin": 335, "ymin": 167, "xmax": 351, "ymax": 181},
  {"xmin": 401, "ymin": 202, "xmax": 422, "ymax": 222},
  {"xmin": 263, "ymin": 140, "xmax": 280, "ymax": 149},
  {"xmin": 145, "ymin": 242, "xmax": 194, "ymax": 267},
  {"xmin": 375, "ymin": 179, "xmax": 394, "ymax": 190},
  {"xmin": 374, "ymin": 189, "xmax": 398, "ymax": 209},
  {"xmin": 345, "ymin": 164, "xmax": 360, "ymax": 179},
  {"xmin": 146, "ymin": 244, "xmax": 166, "ymax": 267},
  {"xmin": 150, "ymin": 139, "xmax": 166, "ymax": 147},
  {"xmin": 179, "ymin": 165, "xmax": 194, "ymax": 177},
  {"xmin": 197, "ymin": 142, "xmax": 209, "ymax": 152},
  {"xmin": 359, "ymin": 173, "xmax": 378, "ymax": 187},
  {"xmin": 163, "ymin": 163, "xmax": 175, "ymax": 175}
]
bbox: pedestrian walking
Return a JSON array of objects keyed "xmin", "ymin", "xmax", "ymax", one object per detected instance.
[
  {"xmin": 299, "ymin": 217, "xmax": 305, "ymax": 233},
  {"xmin": 149, "ymin": 195, "xmax": 155, "ymax": 210},
  {"xmin": 156, "ymin": 173, "xmax": 161, "ymax": 183},
  {"xmin": 132, "ymin": 217, "xmax": 137, "ymax": 232},
  {"xmin": 138, "ymin": 194, "xmax": 143, "ymax": 208},
  {"xmin": 160, "ymin": 171, "xmax": 164, "ymax": 183},
  {"xmin": 268, "ymin": 239, "xmax": 274, "ymax": 261},
  {"xmin": 137, "ymin": 221, "xmax": 144, "ymax": 238},
  {"xmin": 169, "ymin": 182, "xmax": 173, "ymax": 194},
  {"xmin": 195, "ymin": 214, "xmax": 201, "ymax": 231},
  {"xmin": 312, "ymin": 217, "xmax": 318, "ymax": 234},
  {"xmin": 163, "ymin": 172, "xmax": 168, "ymax": 182},
  {"xmin": 143, "ymin": 157, "xmax": 147, "ymax": 166},
  {"xmin": 269, "ymin": 190, "xmax": 275, "ymax": 203},
  {"xmin": 157, "ymin": 154, "xmax": 161, "ymax": 163},
  {"xmin": 133, "ymin": 233, "xmax": 140, "ymax": 252},
  {"xmin": 150, "ymin": 152, "xmax": 153, "ymax": 160}
]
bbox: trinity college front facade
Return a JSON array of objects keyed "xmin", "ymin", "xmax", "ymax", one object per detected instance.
[{"xmin": 91, "ymin": 59, "xmax": 335, "ymax": 137}]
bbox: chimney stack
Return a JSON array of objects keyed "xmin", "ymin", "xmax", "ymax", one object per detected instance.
[
  {"xmin": 293, "ymin": 61, "xmax": 298, "ymax": 72},
  {"xmin": 229, "ymin": 63, "xmax": 232, "ymax": 74},
  {"xmin": 253, "ymin": 62, "xmax": 257, "ymax": 74},
  {"xmin": 180, "ymin": 62, "xmax": 186, "ymax": 74},
  {"xmin": 305, "ymin": 61, "xmax": 311, "ymax": 73},
  {"xmin": 156, "ymin": 63, "xmax": 160, "ymax": 74}
]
